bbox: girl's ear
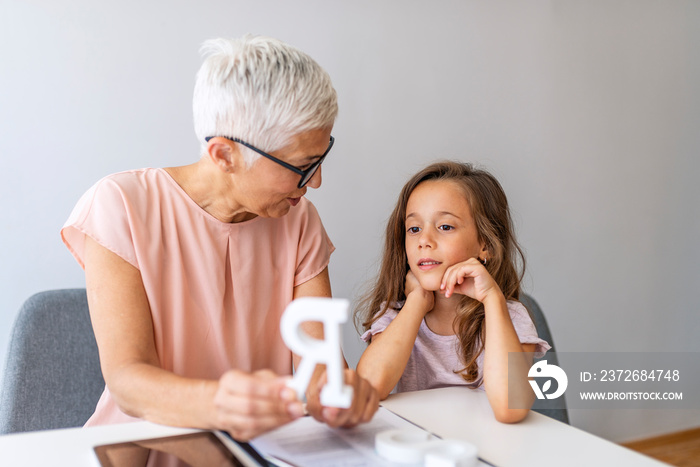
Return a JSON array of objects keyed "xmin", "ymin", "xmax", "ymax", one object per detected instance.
[
  {"xmin": 206, "ymin": 138, "xmax": 244, "ymax": 174},
  {"xmin": 479, "ymin": 243, "xmax": 489, "ymax": 262}
]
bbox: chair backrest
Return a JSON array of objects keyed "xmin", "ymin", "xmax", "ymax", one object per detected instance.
[
  {"xmin": 0, "ymin": 289, "xmax": 105, "ymax": 433},
  {"xmin": 520, "ymin": 293, "xmax": 570, "ymax": 424}
]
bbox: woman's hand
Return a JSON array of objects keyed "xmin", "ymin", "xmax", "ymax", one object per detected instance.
[
  {"xmin": 306, "ymin": 368, "xmax": 379, "ymax": 428},
  {"xmin": 404, "ymin": 270, "xmax": 434, "ymax": 313},
  {"xmin": 213, "ymin": 369, "xmax": 305, "ymax": 441},
  {"xmin": 440, "ymin": 257, "xmax": 502, "ymax": 303}
]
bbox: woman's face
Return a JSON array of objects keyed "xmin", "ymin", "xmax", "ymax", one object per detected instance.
[
  {"xmin": 233, "ymin": 127, "xmax": 333, "ymax": 219},
  {"xmin": 404, "ymin": 180, "xmax": 484, "ymax": 291}
]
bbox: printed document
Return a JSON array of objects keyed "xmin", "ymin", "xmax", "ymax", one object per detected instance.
[{"xmin": 251, "ymin": 407, "xmax": 422, "ymax": 466}]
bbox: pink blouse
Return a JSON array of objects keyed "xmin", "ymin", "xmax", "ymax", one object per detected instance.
[{"xmin": 62, "ymin": 168, "xmax": 334, "ymax": 425}]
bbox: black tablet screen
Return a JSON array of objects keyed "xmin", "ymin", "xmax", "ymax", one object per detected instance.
[{"xmin": 93, "ymin": 431, "xmax": 266, "ymax": 467}]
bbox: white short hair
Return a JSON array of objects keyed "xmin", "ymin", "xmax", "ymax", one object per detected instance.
[{"xmin": 193, "ymin": 35, "xmax": 338, "ymax": 164}]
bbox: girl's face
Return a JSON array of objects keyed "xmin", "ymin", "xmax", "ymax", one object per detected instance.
[{"xmin": 405, "ymin": 179, "xmax": 485, "ymax": 292}]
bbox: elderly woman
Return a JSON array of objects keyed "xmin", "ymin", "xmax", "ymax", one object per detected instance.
[{"xmin": 61, "ymin": 35, "xmax": 378, "ymax": 441}]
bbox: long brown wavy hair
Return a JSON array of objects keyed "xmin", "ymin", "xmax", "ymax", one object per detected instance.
[{"xmin": 356, "ymin": 161, "xmax": 525, "ymax": 383}]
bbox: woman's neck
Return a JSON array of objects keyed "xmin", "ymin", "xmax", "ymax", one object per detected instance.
[{"xmin": 164, "ymin": 159, "xmax": 257, "ymax": 223}]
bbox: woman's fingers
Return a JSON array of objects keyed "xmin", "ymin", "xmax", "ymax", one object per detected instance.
[
  {"xmin": 326, "ymin": 369, "xmax": 379, "ymax": 428},
  {"xmin": 305, "ymin": 371, "xmax": 326, "ymax": 423},
  {"xmin": 224, "ymin": 411, "xmax": 296, "ymax": 441},
  {"xmin": 347, "ymin": 370, "xmax": 380, "ymax": 426},
  {"xmin": 313, "ymin": 369, "xmax": 379, "ymax": 428},
  {"xmin": 361, "ymin": 378, "xmax": 381, "ymax": 423},
  {"xmin": 215, "ymin": 368, "xmax": 379, "ymax": 439},
  {"xmin": 214, "ymin": 369, "xmax": 304, "ymax": 440}
]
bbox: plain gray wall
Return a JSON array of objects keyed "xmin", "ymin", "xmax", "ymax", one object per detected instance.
[{"xmin": 1, "ymin": 0, "xmax": 698, "ymax": 443}]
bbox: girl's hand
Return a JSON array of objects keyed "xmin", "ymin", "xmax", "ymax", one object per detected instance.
[
  {"xmin": 213, "ymin": 369, "xmax": 304, "ymax": 441},
  {"xmin": 405, "ymin": 270, "xmax": 434, "ymax": 313},
  {"xmin": 440, "ymin": 258, "xmax": 502, "ymax": 303}
]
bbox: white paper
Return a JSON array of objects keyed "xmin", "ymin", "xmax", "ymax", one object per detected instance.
[
  {"xmin": 251, "ymin": 407, "xmax": 491, "ymax": 467},
  {"xmin": 250, "ymin": 407, "xmax": 424, "ymax": 466}
]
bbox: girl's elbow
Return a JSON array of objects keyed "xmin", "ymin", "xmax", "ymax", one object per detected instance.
[
  {"xmin": 493, "ymin": 407, "xmax": 529, "ymax": 424},
  {"xmin": 365, "ymin": 375, "xmax": 393, "ymax": 401},
  {"xmin": 356, "ymin": 364, "xmax": 392, "ymax": 400},
  {"xmin": 377, "ymin": 386, "xmax": 393, "ymax": 401}
]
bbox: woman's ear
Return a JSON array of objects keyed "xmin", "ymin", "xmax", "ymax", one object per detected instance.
[{"xmin": 206, "ymin": 138, "xmax": 243, "ymax": 174}]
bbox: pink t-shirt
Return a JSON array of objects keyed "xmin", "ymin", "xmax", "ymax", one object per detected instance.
[
  {"xmin": 61, "ymin": 168, "xmax": 335, "ymax": 426},
  {"xmin": 361, "ymin": 301, "xmax": 550, "ymax": 393}
]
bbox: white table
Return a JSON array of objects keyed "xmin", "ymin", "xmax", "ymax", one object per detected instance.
[
  {"xmin": 381, "ymin": 387, "xmax": 666, "ymax": 466},
  {"xmin": 0, "ymin": 386, "xmax": 666, "ymax": 466},
  {"xmin": 0, "ymin": 420, "xmax": 198, "ymax": 466}
]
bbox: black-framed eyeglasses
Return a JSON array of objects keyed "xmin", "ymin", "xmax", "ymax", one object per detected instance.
[{"xmin": 204, "ymin": 135, "xmax": 335, "ymax": 188}]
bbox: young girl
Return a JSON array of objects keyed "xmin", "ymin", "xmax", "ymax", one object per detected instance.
[{"xmin": 356, "ymin": 161, "xmax": 550, "ymax": 423}]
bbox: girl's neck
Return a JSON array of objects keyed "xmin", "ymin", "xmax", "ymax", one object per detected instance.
[{"xmin": 424, "ymin": 293, "xmax": 461, "ymax": 336}]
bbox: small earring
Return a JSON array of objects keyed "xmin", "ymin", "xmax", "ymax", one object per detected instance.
[{"xmin": 478, "ymin": 257, "xmax": 487, "ymax": 266}]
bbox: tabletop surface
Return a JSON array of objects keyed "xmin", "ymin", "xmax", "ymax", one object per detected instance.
[
  {"xmin": 0, "ymin": 386, "xmax": 667, "ymax": 467},
  {"xmin": 381, "ymin": 386, "xmax": 667, "ymax": 467}
]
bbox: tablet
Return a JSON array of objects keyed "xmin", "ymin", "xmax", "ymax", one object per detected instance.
[{"xmin": 93, "ymin": 431, "xmax": 270, "ymax": 467}]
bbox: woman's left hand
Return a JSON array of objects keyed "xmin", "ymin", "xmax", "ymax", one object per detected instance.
[
  {"xmin": 305, "ymin": 368, "xmax": 379, "ymax": 428},
  {"xmin": 440, "ymin": 257, "xmax": 500, "ymax": 302}
]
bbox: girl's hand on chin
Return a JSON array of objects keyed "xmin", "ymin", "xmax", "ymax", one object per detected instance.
[
  {"xmin": 440, "ymin": 258, "xmax": 500, "ymax": 302},
  {"xmin": 404, "ymin": 270, "xmax": 434, "ymax": 313}
]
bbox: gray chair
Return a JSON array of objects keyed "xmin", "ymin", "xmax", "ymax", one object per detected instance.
[
  {"xmin": 520, "ymin": 293, "xmax": 569, "ymax": 424},
  {"xmin": 0, "ymin": 289, "xmax": 105, "ymax": 433}
]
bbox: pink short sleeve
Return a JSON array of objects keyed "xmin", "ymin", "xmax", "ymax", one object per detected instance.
[
  {"xmin": 508, "ymin": 301, "xmax": 551, "ymax": 358},
  {"xmin": 293, "ymin": 200, "xmax": 335, "ymax": 286},
  {"xmin": 61, "ymin": 176, "xmax": 139, "ymax": 270},
  {"xmin": 360, "ymin": 307, "xmax": 399, "ymax": 342}
]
